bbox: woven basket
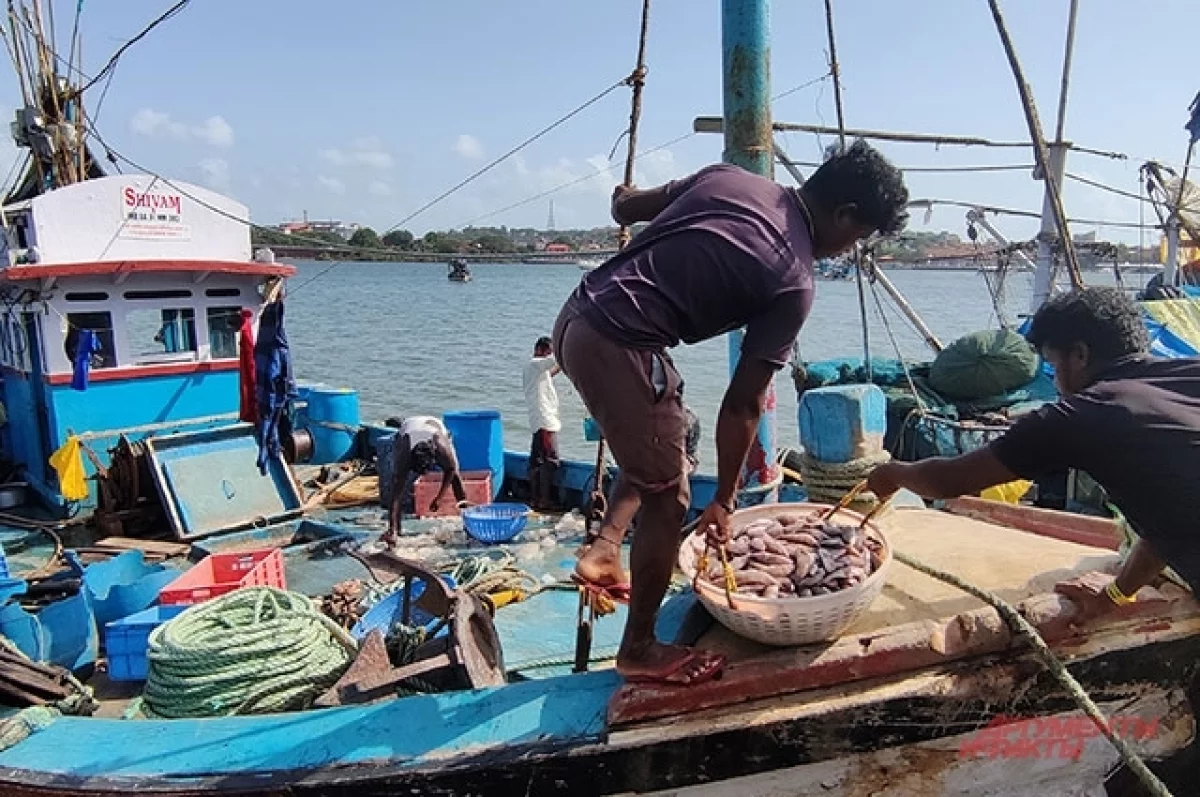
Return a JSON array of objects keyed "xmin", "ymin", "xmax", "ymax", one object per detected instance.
[{"xmin": 677, "ymin": 503, "xmax": 892, "ymax": 646}]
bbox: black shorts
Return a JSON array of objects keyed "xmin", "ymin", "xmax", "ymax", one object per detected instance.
[{"xmin": 530, "ymin": 429, "xmax": 559, "ymax": 468}]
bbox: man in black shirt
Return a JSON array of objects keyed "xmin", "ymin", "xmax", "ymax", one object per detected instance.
[{"xmin": 868, "ymin": 287, "xmax": 1200, "ymax": 617}]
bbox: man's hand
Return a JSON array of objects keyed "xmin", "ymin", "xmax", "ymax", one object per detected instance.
[
  {"xmin": 866, "ymin": 461, "xmax": 908, "ymax": 501},
  {"xmin": 611, "ymin": 184, "xmax": 634, "ymax": 225},
  {"xmin": 696, "ymin": 501, "xmax": 733, "ymax": 546},
  {"xmin": 1054, "ymin": 572, "xmax": 1120, "ymax": 621}
]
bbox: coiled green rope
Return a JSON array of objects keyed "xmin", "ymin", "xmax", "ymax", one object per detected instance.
[{"xmin": 143, "ymin": 587, "xmax": 357, "ymax": 718}]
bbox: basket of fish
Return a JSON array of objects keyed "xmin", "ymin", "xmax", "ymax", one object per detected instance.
[{"xmin": 678, "ymin": 503, "xmax": 892, "ymax": 646}]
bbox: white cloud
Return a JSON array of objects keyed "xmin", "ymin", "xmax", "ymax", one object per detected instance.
[
  {"xmin": 453, "ymin": 134, "xmax": 485, "ymax": 160},
  {"xmin": 194, "ymin": 116, "xmax": 234, "ymax": 148},
  {"xmin": 317, "ymin": 174, "xmax": 346, "ymax": 195},
  {"xmin": 368, "ymin": 180, "xmax": 392, "ymax": 197},
  {"xmin": 131, "ymin": 108, "xmax": 186, "ymax": 139},
  {"xmin": 197, "ymin": 157, "xmax": 230, "ymax": 191},
  {"xmin": 321, "ymin": 136, "xmax": 394, "ymax": 169},
  {"xmin": 131, "ymin": 109, "xmax": 234, "ymax": 148}
]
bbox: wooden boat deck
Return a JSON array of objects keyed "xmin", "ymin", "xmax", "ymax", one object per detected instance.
[{"xmin": 3, "ymin": 503, "xmax": 1198, "ymax": 796}]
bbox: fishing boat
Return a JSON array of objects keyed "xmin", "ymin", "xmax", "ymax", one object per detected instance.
[
  {"xmin": 0, "ymin": 2, "xmax": 1196, "ymax": 796},
  {"xmin": 814, "ymin": 258, "xmax": 853, "ymax": 280},
  {"xmin": 448, "ymin": 259, "xmax": 472, "ymax": 282}
]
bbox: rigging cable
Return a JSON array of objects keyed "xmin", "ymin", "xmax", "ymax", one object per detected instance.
[
  {"xmin": 459, "ymin": 132, "xmax": 695, "ymax": 228},
  {"xmin": 821, "ymin": 0, "xmax": 872, "ymax": 380},
  {"xmin": 382, "ymin": 79, "xmax": 630, "ymax": 235},
  {"xmin": 72, "ymin": 0, "xmax": 192, "ymax": 97}
]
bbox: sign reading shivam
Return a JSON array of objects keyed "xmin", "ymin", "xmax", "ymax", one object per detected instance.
[{"xmin": 119, "ymin": 186, "xmax": 191, "ymax": 240}]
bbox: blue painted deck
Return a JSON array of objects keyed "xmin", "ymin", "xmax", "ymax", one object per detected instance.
[{"xmin": 0, "ymin": 669, "xmax": 620, "ymax": 778}]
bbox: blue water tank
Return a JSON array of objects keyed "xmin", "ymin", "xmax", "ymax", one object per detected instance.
[
  {"xmin": 306, "ymin": 388, "xmax": 361, "ymax": 464},
  {"xmin": 798, "ymin": 384, "xmax": 887, "ymax": 463},
  {"xmin": 443, "ymin": 410, "xmax": 504, "ymax": 499}
]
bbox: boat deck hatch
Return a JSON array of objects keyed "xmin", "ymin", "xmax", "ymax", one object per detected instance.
[{"xmin": 144, "ymin": 424, "xmax": 303, "ymax": 541}]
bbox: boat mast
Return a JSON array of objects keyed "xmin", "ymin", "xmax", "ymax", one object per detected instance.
[
  {"xmin": 1028, "ymin": 0, "xmax": 1081, "ymax": 312},
  {"xmin": 721, "ymin": 0, "xmax": 779, "ymax": 500}
]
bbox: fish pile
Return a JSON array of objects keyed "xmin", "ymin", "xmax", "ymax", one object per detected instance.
[{"xmin": 691, "ymin": 512, "xmax": 885, "ymax": 599}]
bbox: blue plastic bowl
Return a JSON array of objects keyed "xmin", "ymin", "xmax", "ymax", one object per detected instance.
[
  {"xmin": 351, "ymin": 575, "xmax": 457, "ymax": 641},
  {"xmin": 461, "ymin": 503, "xmax": 530, "ymax": 544}
]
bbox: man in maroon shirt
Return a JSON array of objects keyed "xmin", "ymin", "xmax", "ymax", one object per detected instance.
[{"xmin": 553, "ymin": 140, "xmax": 908, "ymax": 685}]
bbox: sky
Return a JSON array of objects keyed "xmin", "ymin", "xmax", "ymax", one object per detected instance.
[{"xmin": 0, "ymin": 0, "xmax": 1195, "ymax": 245}]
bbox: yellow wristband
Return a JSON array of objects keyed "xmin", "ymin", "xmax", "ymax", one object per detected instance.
[{"xmin": 1105, "ymin": 580, "xmax": 1137, "ymax": 606}]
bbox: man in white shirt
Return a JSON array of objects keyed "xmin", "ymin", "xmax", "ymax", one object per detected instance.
[
  {"xmin": 383, "ymin": 415, "xmax": 467, "ymax": 548},
  {"xmin": 523, "ymin": 336, "xmax": 562, "ymax": 510}
]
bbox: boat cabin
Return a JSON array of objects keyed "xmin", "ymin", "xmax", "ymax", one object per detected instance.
[{"xmin": 0, "ymin": 175, "xmax": 294, "ymax": 512}]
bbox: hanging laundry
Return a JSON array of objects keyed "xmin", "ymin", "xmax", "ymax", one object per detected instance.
[
  {"xmin": 253, "ymin": 301, "xmax": 296, "ymax": 475},
  {"xmin": 48, "ymin": 437, "xmax": 89, "ymax": 501},
  {"xmin": 238, "ymin": 309, "xmax": 257, "ymax": 424},
  {"xmin": 71, "ymin": 330, "xmax": 100, "ymax": 391}
]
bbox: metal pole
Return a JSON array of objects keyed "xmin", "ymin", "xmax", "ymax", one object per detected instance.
[
  {"xmin": 617, "ymin": 0, "xmax": 653, "ymax": 249},
  {"xmin": 968, "ymin": 209, "xmax": 1039, "ymax": 272},
  {"xmin": 722, "ymin": 0, "xmax": 778, "ymax": 503},
  {"xmin": 773, "ymin": 138, "xmax": 806, "ymax": 185},
  {"xmin": 986, "ymin": 0, "xmax": 1084, "ymax": 307},
  {"xmin": 1053, "ymin": 0, "xmax": 1080, "ymax": 144},
  {"xmin": 822, "ymin": 0, "xmax": 845, "ymax": 150},
  {"xmin": 867, "ymin": 265, "xmax": 944, "ymax": 353}
]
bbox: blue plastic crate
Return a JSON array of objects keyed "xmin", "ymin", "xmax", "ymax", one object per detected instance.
[
  {"xmin": 104, "ymin": 604, "xmax": 186, "ymax": 682},
  {"xmin": 461, "ymin": 503, "xmax": 530, "ymax": 544}
]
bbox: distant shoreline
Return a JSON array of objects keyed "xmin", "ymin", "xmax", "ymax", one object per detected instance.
[{"xmin": 278, "ymin": 252, "xmax": 1163, "ymax": 273}]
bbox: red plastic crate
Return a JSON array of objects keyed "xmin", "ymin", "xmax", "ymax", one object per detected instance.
[
  {"xmin": 159, "ymin": 549, "xmax": 286, "ymax": 606},
  {"xmin": 414, "ymin": 470, "xmax": 492, "ymax": 518}
]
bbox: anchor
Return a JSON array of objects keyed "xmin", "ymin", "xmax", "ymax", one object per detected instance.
[{"xmin": 314, "ymin": 550, "xmax": 506, "ymax": 707}]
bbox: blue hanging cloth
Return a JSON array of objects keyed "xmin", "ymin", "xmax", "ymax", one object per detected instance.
[
  {"xmin": 1186, "ymin": 91, "xmax": 1200, "ymax": 144},
  {"xmin": 253, "ymin": 301, "xmax": 297, "ymax": 475},
  {"xmin": 71, "ymin": 329, "xmax": 100, "ymax": 391}
]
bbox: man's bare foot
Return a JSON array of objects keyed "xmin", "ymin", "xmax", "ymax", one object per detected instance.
[
  {"xmin": 380, "ymin": 532, "xmax": 399, "ymax": 551},
  {"xmin": 616, "ymin": 641, "xmax": 725, "ymax": 685},
  {"xmin": 575, "ymin": 535, "xmax": 627, "ymax": 587}
]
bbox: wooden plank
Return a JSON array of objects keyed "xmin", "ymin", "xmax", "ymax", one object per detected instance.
[
  {"xmin": 942, "ymin": 497, "xmax": 1121, "ymax": 550},
  {"xmin": 608, "ymin": 585, "xmax": 1183, "ymax": 727},
  {"xmin": 94, "ymin": 537, "xmax": 191, "ymax": 557}
]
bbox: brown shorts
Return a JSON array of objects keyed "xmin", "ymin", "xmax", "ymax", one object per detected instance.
[{"xmin": 553, "ymin": 303, "xmax": 690, "ymax": 506}]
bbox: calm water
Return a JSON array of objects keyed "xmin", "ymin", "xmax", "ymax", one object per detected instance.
[{"xmin": 283, "ymin": 261, "xmax": 1126, "ymax": 470}]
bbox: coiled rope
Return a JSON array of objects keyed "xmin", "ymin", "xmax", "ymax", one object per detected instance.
[
  {"xmin": 447, "ymin": 552, "xmax": 543, "ymax": 598},
  {"xmin": 798, "ymin": 449, "xmax": 891, "ymax": 505},
  {"xmin": 144, "ymin": 587, "xmax": 357, "ymax": 718}
]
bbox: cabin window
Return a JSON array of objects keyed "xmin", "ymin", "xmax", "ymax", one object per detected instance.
[
  {"xmin": 12, "ymin": 216, "xmax": 30, "ymax": 249},
  {"xmin": 64, "ymin": 292, "xmax": 110, "ymax": 302},
  {"xmin": 64, "ymin": 312, "xmax": 117, "ymax": 369},
  {"xmin": 126, "ymin": 307, "xmax": 197, "ymax": 363},
  {"xmin": 207, "ymin": 306, "xmax": 243, "ymax": 359},
  {"xmin": 123, "ymin": 289, "xmax": 193, "ymax": 300},
  {"xmin": 205, "ymin": 288, "xmax": 241, "ymax": 298}
]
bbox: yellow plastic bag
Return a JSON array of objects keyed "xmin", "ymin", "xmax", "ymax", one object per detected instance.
[
  {"xmin": 980, "ymin": 479, "xmax": 1032, "ymax": 505},
  {"xmin": 48, "ymin": 436, "xmax": 89, "ymax": 501}
]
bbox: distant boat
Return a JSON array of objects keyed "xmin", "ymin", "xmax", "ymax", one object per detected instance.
[
  {"xmin": 448, "ymin": 259, "xmax": 472, "ymax": 282},
  {"xmin": 577, "ymin": 258, "xmax": 602, "ymax": 271}
]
